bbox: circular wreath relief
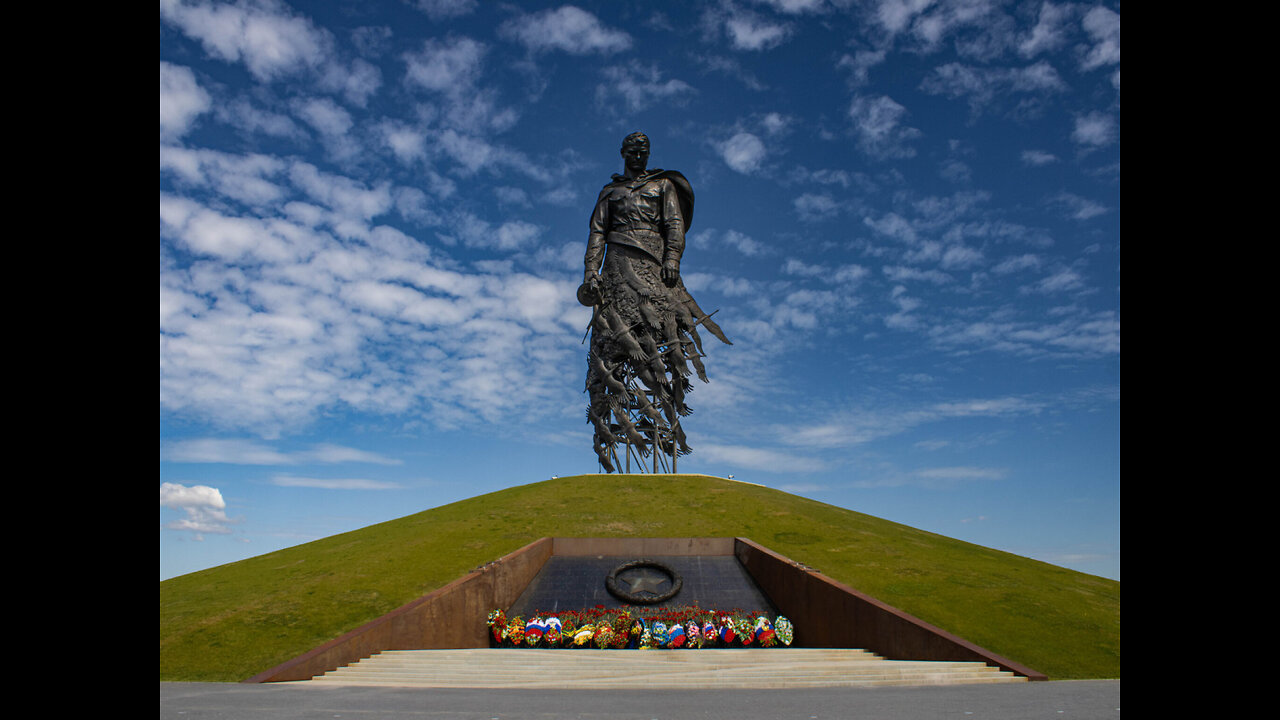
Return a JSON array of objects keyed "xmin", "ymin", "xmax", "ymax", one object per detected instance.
[{"xmin": 605, "ymin": 559, "xmax": 683, "ymax": 604}]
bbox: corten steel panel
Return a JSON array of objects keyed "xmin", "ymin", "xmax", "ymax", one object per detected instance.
[
  {"xmin": 733, "ymin": 537, "xmax": 1046, "ymax": 680},
  {"xmin": 244, "ymin": 537, "xmax": 554, "ymax": 683},
  {"xmin": 552, "ymin": 536, "xmax": 735, "ymax": 556}
]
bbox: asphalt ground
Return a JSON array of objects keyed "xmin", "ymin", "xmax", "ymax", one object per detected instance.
[{"xmin": 161, "ymin": 679, "xmax": 1119, "ymax": 719}]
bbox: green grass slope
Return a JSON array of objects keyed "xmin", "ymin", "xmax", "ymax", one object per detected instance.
[{"xmin": 160, "ymin": 474, "xmax": 1119, "ymax": 682}]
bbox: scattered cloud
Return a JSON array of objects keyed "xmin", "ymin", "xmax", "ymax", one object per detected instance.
[
  {"xmin": 1072, "ymin": 111, "xmax": 1118, "ymax": 147},
  {"xmin": 499, "ymin": 6, "xmax": 632, "ymax": 55},
  {"xmin": 163, "ymin": 438, "xmax": 404, "ymax": 465},
  {"xmin": 848, "ymin": 94, "xmax": 920, "ymax": 158},
  {"xmin": 1019, "ymin": 2, "xmax": 1074, "ymax": 58},
  {"xmin": 837, "ymin": 49, "xmax": 886, "ymax": 87},
  {"xmin": 596, "ymin": 62, "xmax": 696, "ymax": 113},
  {"xmin": 919, "ymin": 61, "xmax": 1066, "ymax": 117},
  {"xmin": 1080, "ymin": 6, "xmax": 1121, "ymax": 71},
  {"xmin": 1021, "ymin": 149, "xmax": 1058, "ymax": 166},
  {"xmin": 403, "ymin": 36, "xmax": 486, "ymax": 93},
  {"xmin": 914, "ymin": 466, "xmax": 1007, "ymax": 481},
  {"xmin": 696, "ymin": 442, "xmax": 827, "ymax": 472},
  {"xmin": 778, "ymin": 395, "xmax": 1048, "ymax": 450},
  {"xmin": 160, "ymin": 482, "xmax": 236, "ymax": 538},
  {"xmin": 160, "ymin": 62, "xmax": 211, "ymax": 140},
  {"xmin": 1050, "ymin": 191, "xmax": 1108, "ymax": 220},
  {"xmin": 724, "ymin": 10, "xmax": 792, "ymax": 50},
  {"xmin": 159, "ymin": 0, "xmax": 331, "ymax": 82},
  {"xmin": 719, "ymin": 132, "xmax": 767, "ymax": 173},
  {"xmin": 751, "ymin": 0, "xmax": 828, "ymax": 14},
  {"xmin": 410, "ymin": 0, "xmax": 477, "ymax": 20},
  {"xmin": 270, "ymin": 475, "xmax": 405, "ymax": 489},
  {"xmin": 794, "ymin": 193, "xmax": 842, "ymax": 222}
]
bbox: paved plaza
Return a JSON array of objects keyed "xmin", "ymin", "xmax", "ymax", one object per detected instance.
[{"xmin": 161, "ymin": 679, "xmax": 1119, "ymax": 719}]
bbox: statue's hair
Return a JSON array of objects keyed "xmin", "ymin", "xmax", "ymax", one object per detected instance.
[{"xmin": 621, "ymin": 131, "xmax": 649, "ymax": 151}]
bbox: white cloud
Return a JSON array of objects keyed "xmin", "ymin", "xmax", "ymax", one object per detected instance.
[
  {"xmin": 784, "ymin": 258, "xmax": 868, "ymax": 285},
  {"xmin": 919, "ymin": 61, "xmax": 1065, "ymax": 116},
  {"xmin": 760, "ymin": 112, "xmax": 790, "ymax": 136},
  {"xmin": 160, "ymin": 482, "xmax": 234, "ymax": 538},
  {"xmin": 1019, "ymin": 1, "xmax": 1073, "ymax": 57},
  {"xmin": 992, "ymin": 253, "xmax": 1042, "ymax": 275},
  {"xmin": 939, "ymin": 244, "xmax": 983, "ymax": 269},
  {"xmin": 377, "ymin": 121, "xmax": 427, "ymax": 163},
  {"xmin": 320, "ymin": 57, "xmax": 382, "ymax": 108},
  {"xmin": 160, "ymin": 145, "xmax": 290, "ymax": 207},
  {"xmin": 411, "ymin": 0, "xmax": 477, "ymax": 20},
  {"xmin": 700, "ymin": 228, "xmax": 767, "ymax": 256},
  {"xmin": 1051, "ymin": 191, "xmax": 1108, "ymax": 220},
  {"xmin": 914, "ymin": 466, "xmax": 1006, "ymax": 481},
  {"xmin": 868, "ymin": 0, "xmax": 1012, "ymax": 58},
  {"xmin": 163, "ymin": 438, "xmax": 403, "ymax": 465},
  {"xmin": 874, "ymin": 0, "xmax": 934, "ymax": 36},
  {"xmin": 288, "ymin": 162, "xmax": 394, "ymax": 222},
  {"xmin": 696, "ymin": 443, "xmax": 827, "ymax": 472},
  {"xmin": 215, "ymin": 98, "xmax": 303, "ymax": 140},
  {"xmin": 779, "ymin": 395, "xmax": 1047, "ymax": 450},
  {"xmin": 159, "ymin": 0, "xmax": 330, "ymax": 82},
  {"xmin": 794, "ymin": 193, "xmax": 842, "ymax": 222},
  {"xmin": 160, "ymin": 62, "xmax": 211, "ymax": 139},
  {"xmin": 1021, "ymin": 149, "xmax": 1058, "ymax": 166},
  {"xmin": 837, "ymin": 49, "xmax": 887, "ymax": 88},
  {"xmin": 596, "ymin": 62, "xmax": 695, "ymax": 113},
  {"xmin": 724, "ymin": 10, "xmax": 792, "ymax": 50},
  {"xmin": 499, "ymin": 6, "xmax": 631, "ymax": 55},
  {"xmin": 404, "ymin": 36, "xmax": 486, "ymax": 93},
  {"xmin": 864, "ymin": 211, "xmax": 917, "ymax": 243},
  {"xmin": 719, "ymin": 132, "xmax": 767, "ymax": 174},
  {"xmin": 1028, "ymin": 267, "xmax": 1086, "ymax": 293},
  {"xmin": 160, "ymin": 482, "xmax": 227, "ymax": 509},
  {"xmin": 848, "ymin": 94, "xmax": 920, "ymax": 158},
  {"xmin": 401, "ymin": 38, "xmax": 521, "ymax": 133},
  {"xmin": 293, "ymin": 97, "xmax": 356, "ymax": 158},
  {"xmin": 884, "ymin": 265, "xmax": 952, "ymax": 284},
  {"xmin": 752, "ymin": 0, "xmax": 827, "ymax": 13},
  {"xmin": 270, "ymin": 475, "xmax": 404, "ymax": 489},
  {"xmin": 1072, "ymin": 111, "xmax": 1118, "ymax": 147},
  {"xmin": 928, "ymin": 307, "xmax": 1120, "ymax": 356},
  {"xmin": 160, "ymin": 143, "xmax": 590, "ymax": 436},
  {"xmin": 1080, "ymin": 6, "xmax": 1121, "ymax": 71}
]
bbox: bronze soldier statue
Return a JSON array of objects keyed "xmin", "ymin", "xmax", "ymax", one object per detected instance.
[{"xmin": 579, "ymin": 132, "xmax": 731, "ymax": 472}]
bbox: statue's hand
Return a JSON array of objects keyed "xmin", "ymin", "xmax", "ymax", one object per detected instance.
[{"xmin": 662, "ymin": 262, "xmax": 680, "ymax": 287}]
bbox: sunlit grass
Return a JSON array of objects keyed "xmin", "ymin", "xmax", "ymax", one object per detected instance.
[{"xmin": 160, "ymin": 474, "xmax": 1118, "ymax": 681}]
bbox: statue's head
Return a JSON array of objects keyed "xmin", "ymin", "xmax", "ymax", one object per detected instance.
[
  {"xmin": 621, "ymin": 131, "xmax": 650, "ymax": 153},
  {"xmin": 620, "ymin": 131, "xmax": 650, "ymax": 174}
]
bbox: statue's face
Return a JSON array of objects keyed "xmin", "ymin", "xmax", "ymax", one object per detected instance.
[{"xmin": 622, "ymin": 142, "xmax": 649, "ymax": 173}]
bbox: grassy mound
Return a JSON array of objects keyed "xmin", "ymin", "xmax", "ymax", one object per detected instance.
[{"xmin": 160, "ymin": 474, "xmax": 1119, "ymax": 681}]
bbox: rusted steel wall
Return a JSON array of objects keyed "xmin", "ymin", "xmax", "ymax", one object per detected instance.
[
  {"xmin": 733, "ymin": 537, "xmax": 1046, "ymax": 680},
  {"xmin": 244, "ymin": 537, "xmax": 554, "ymax": 683}
]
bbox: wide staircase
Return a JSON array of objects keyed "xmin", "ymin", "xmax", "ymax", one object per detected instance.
[{"xmin": 303, "ymin": 648, "xmax": 1028, "ymax": 688}]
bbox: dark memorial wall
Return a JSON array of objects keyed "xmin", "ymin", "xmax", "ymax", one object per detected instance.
[{"xmin": 506, "ymin": 555, "xmax": 777, "ymax": 618}]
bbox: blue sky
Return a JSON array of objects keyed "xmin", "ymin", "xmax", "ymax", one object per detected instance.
[{"xmin": 160, "ymin": 0, "xmax": 1120, "ymax": 582}]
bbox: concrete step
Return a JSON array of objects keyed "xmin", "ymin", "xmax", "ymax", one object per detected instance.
[{"xmin": 304, "ymin": 649, "xmax": 1027, "ymax": 688}]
